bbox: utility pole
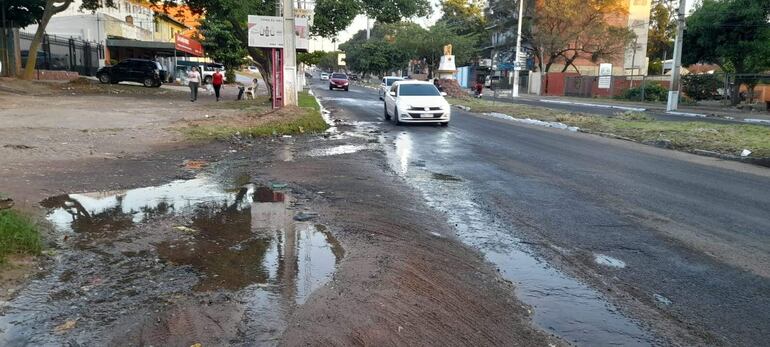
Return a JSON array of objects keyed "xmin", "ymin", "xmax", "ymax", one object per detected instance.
[
  {"xmin": 366, "ymin": 16, "xmax": 370, "ymax": 40},
  {"xmin": 283, "ymin": 0, "xmax": 298, "ymax": 106},
  {"xmin": 1, "ymin": 0, "xmax": 8, "ymax": 77},
  {"xmin": 666, "ymin": 0, "xmax": 686, "ymax": 111},
  {"xmin": 511, "ymin": 0, "xmax": 525, "ymax": 98}
]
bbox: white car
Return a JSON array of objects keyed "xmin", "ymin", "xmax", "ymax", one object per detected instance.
[
  {"xmin": 320, "ymin": 72, "xmax": 330, "ymax": 81},
  {"xmin": 383, "ymin": 81, "xmax": 450, "ymax": 126},
  {"xmin": 379, "ymin": 76, "xmax": 403, "ymax": 100}
]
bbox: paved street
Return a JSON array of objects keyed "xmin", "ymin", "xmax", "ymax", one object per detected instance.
[{"xmin": 311, "ymin": 81, "xmax": 770, "ymax": 345}]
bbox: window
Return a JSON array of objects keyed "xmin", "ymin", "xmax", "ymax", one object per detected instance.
[
  {"xmin": 331, "ymin": 73, "xmax": 347, "ymax": 79},
  {"xmin": 398, "ymin": 84, "xmax": 441, "ymax": 96},
  {"xmin": 385, "ymin": 77, "xmax": 402, "ymax": 86}
]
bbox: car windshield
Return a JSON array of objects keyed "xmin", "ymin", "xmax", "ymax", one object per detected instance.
[
  {"xmin": 331, "ymin": 74, "xmax": 347, "ymax": 79},
  {"xmin": 399, "ymin": 84, "xmax": 441, "ymax": 96},
  {"xmin": 385, "ymin": 78, "xmax": 402, "ymax": 86}
]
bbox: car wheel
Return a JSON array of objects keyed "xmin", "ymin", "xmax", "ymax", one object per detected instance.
[
  {"xmin": 143, "ymin": 78, "xmax": 156, "ymax": 87},
  {"xmin": 440, "ymin": 122, "xmax": 449, "ymax": 127},
  {"xmin": 329, "ymin": 86, "xmax": 333, "ymax": 90},
  {"xmin": 383, "ymin": 103, "xmax": 391, "ymax": 120},
  {"xmin": 153, "ymin": 80, "xmax": 162, "ymax": 88},
  {"xmin": 344, "ymin": 87, "xmax": 348, "ymax": 91},
  {"xmin": 98, "ymin": 74, "xmax": 110, "ymax": 84},
  {"xmin": 394, "ymin": 106, "xmax": 402, "ymax": 125}
]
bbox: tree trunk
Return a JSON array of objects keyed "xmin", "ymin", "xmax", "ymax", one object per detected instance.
[{"xmin": 21, "ymin": 0, "xmax": 56, "ymax": 80}]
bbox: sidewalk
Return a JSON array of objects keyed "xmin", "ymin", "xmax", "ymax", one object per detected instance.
[{"xmin": 488, "ymin": 89, "xmax": 770, "ymax": 123}]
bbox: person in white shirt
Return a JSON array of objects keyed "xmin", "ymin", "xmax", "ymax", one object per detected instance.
[{"xmin": 187, "ymin": 67, "xmax": 201, "ymax": 102}]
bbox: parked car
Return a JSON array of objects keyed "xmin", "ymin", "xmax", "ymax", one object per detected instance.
[
  {"xmin": 329, "ymin": 73, "xmax": 350, "ymax": 91},
  {"xmin": 379, "ymin": 76, "xmax": 403, "ymax": 100},
  {"xmin": 383, "ymin": 81, "xmax": 450, "ymax": 126},
  {"xmin": 247, "ymin": 66, "xmax": 259, "ymax": 73},
  {"xmin": 96, "ymin": 59, "xmax": 164, "ymax": 87},
  {"xmin": 320, "ymin": 72, "xmax": 330, "ymax": 81}
]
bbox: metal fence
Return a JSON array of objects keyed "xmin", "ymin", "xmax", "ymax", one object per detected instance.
[{"xmin": 19, "ymin": 32, "xmax": 104, "ymax": 76}]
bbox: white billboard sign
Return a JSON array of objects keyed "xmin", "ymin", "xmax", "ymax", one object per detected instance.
[
  {"xmin": 295, "ymin": 17, "xmax": 309, "ymax": 51},
  {"xmin": 248, "ymin": 15, "xmax": 284, "ymax": 48},
  {"xmin": 598, "ymin": 63, "xmax": 612, "ymax": 89}
]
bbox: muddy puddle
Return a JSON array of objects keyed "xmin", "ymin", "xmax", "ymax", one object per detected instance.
[
  {"xmin": 386, "ymin": 132, "xmax": 653, "ymax": 346},
  {"xmin": 0, "ymin": 177, "xmax": 343, "ymax": 346}
]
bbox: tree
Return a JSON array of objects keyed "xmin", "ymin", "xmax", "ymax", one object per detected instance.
[
  {"xmin": 344, "ymin": 39, "xmax": 407, "ymax": 76},
  {"xmin": 391, "ymin": 21, "xmax": 478, "ymax": 77},
  {"xmin": 439, "ymin": 0, "xmax": 485, "ymax": 36},
  {"xmin": 317, "ymin": 51, "xmax": 340, "ymax": 72},
  {"xmin": 646, "ymin": 0, "xmax": 675, "ymax": 61},
  {"xmin": 526, "ymin": 0, "xmax": 634, "ymax": 73},
  {"xmin": 311, "ymin": 0, "xmax": 431, "ymax": 37},
  {"xmin": 199, "ymin": 16, "xmax": 246, "ymax": 83},
  {"xmin": 682, "ymin": 0, "xmax": 770, "ymax": 104},
  {"xmin": 298, "ymin": 51, "xmax": 327, "ymax": 66},
  {"xmin": 3, "ymin": 0, "xmax": 45, "ymax": 28},
  {"xmin": 21, "ymin": 0, "xmax": 112, "ymax": 80}
]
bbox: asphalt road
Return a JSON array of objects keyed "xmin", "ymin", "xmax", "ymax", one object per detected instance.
[{"xmin": 310, "ymin": 80, "xmax": 770, "ymax": 346}]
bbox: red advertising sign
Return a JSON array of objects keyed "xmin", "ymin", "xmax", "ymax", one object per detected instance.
[{"xmin": 175, "ymin": 35, "xmax": 204, "ymax": 56}]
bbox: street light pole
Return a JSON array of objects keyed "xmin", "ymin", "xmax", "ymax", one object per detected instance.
[
  {"xmin": 283, "ymin": 0, "xmax": 298, "ymax": 106},
  {"xmin": 1, "ymin": 0, "xmax": 8, "ymax": 77},
  {"xmin": 512, "ymin": 0, "xmax": 524, "ymax": 98},
  {"xmin": 666, "ymin": 0, "xmax": 686, "ymax": 112}
]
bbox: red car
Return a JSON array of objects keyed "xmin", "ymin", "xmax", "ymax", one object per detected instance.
[{"xmin": 329, "ymin": 73, "xmax": 349, "ymax": 91}]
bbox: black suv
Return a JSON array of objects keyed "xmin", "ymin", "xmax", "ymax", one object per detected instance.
[{"xmin": 96, "ymin": 59, "xmax": 165, "ymax": 87}]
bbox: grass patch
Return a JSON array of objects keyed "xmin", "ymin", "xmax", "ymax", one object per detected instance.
[
  {"xmin": 0, "ymin": 210, "xmax": 42, "ymax": 263},
  {"xmin": 449, "ymin": 97, "xmax": 770, "ymax": 158},
  {"xmin": 184, "ymin": 91, "xmax": 328, "ymax": 140}
]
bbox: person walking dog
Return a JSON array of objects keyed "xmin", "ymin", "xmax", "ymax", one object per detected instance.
[
  {"xmin": 212, "ymin": 68, "xmax": 224, "ymax": 101},
  {"xmin": 187, "ymin": 67, "xmax": 201, "ymax": 102}
]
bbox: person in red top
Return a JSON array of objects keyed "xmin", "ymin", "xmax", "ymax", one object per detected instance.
[{"xmin": 212, "ymin": 68, "xmax": 224, "ymax": 101}]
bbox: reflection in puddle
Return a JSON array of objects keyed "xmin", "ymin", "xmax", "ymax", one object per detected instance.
[
  {"xmin": 594, "ymin": 254, "xmax": 626, "ymax": 268},
  {"xmin": 386, "ymin": 140, "xmax": 652, "ymax": 346},
  {"xmin": 1, "ymin": 177, "xmax": 343, "ymax": 345}
]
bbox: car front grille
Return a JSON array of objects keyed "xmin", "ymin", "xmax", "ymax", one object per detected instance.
[{"xmin": 409, "ymin": 106, "xmax": 443, "ymax": 111}]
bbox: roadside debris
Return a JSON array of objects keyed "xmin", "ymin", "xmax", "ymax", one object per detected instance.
[
  {"xmin": 182, "ymin": 160, "xmax": 209, "ymax": 170},
  {"xmin": 0, "ymin": 198, "xmax": 14, "ymax": 210},
  {"xmin": 3, "ymin": 144, "xmax": 35, "ymax": 150},
  {"xmin": 293, "ymin": 211, "xmax": 319, "ymax": 221},
  {"xmin": 741, "ymin": 149, "xmax": 752, "ymax": 157},
  {"xmin": 53, "ymin": 319, "xmax": 77, "ymax": 334},
  {"xmin": 173, "ymin": 225, "xmax": 198, "ymax": 234}
]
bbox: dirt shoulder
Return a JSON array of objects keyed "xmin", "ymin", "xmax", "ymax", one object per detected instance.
[{"xmin": 0, "ymin": 83, "xmax": 558, "ymax": 345}]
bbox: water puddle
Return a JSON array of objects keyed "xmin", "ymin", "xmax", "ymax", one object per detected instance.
[
  {"xmin": 319, "ymin": 97, "xmax": 382, "ymax": 107},
  {"xmin": 306, "ymin": 144, "xmax": 371, "ymax": 157},
  {"xmin": 1, "ymin": 177, "xmax": 343, "ymax": 345},
  {"xmin": 386, "ymin": 138, "xmax": 653, "ymax": 346},
  {"xmin": 594, "ymin": 254, "xmax": 627, "ymax": 268}
]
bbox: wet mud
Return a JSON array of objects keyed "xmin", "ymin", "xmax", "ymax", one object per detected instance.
[{"xmin": 0, "ymin": 176, "xmax": 342, "ymax": 346}]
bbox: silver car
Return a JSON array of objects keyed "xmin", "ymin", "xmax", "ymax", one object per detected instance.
[{"xmin": 379, "ymin": 76, "xmax": 403, "ymax": 100}]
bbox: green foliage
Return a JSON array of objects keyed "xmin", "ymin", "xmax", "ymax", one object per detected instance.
[
  {"xmin": 681, "ymin": 74, "xmax": 722, "ymax": 101},
  {"xmin": 311, "ymin": 0, "xmax": 430, "ymax": 37},
  {"xmin": 0, "ymin": 210, "xmax": 42, "ymax": 263},
  {"xmin": 298, "ymin": 51, "xmax": 327, "ymax": 66},
  {"xmin": 3, "ymin": 0, "xmax": 45, "ymax": 28},
  {"xmin": 344, "ymin": 39, "xmax": 407, "ymax": 76},
  {"xmin": 200, "ymin": 16, "xmax": 246, "ymax": 83},
  {"xmin": 393, "ymin": 21, "xmax": 478, "ymax": 74},
  {"xmin": 648, "ymin": 59, "xmax": 663, "ymax": 75},
  {"xmin": 683, "ymin": 0, "xmax": 770, "ymax": 73},
  {"xmin": 620, "ymin": 82, "xmax": 668, "ymax": 102},
  {"xmin": 646, "ymin": 0, "xmax": 676, "ymax": 61},
  {"xmin": 317, "ymin": 51, "xmax": 340, "ymax": 71}
]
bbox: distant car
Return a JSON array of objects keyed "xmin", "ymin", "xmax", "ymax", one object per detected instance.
[
  {"xmin": 96, "ymin": 59, "xmax": 163, "ymax": 87},
  {"xmin": 383, "ymin": 80, "xmax": 450, "ymax": 126},
  {"xmin": 247, "ymin": 66, "xmax": 259, "ymax": 73},
  {"xmin": 379, "ymin": 76, "xmax": 403, "ymax": 100},
  {"xmin": 329, "ymin": 73, "xmax": 349, "ymax": 91},
  {"xmin": 320, "ymin": 72, "xmax": 330, "ymax": 81}
]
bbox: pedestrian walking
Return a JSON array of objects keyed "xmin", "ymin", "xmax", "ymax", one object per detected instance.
[
  {"xmin": 212, "ymin": 68, "xmax": 224, "ymax": 101},
  {"xmin": 187, "ymin": 67, "xmax": 201, "ymax": 102}
]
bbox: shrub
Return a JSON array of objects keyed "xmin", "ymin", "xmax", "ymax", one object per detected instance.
[
  {"xmin": 682, "ymin": 74, "xmax": 721, "ymax": 101},
  {"xmin": 620, "ymin": 82, "xmax": 668, "ymax": 102}
]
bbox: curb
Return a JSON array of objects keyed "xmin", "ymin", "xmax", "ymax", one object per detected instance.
[
  {"xmin": 665, "ymin": 111, "xmax": 708, "ymax": 118},
  {"xmin": 539, "ymin": 99, "xmax": 647, "ymax": 112}
]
